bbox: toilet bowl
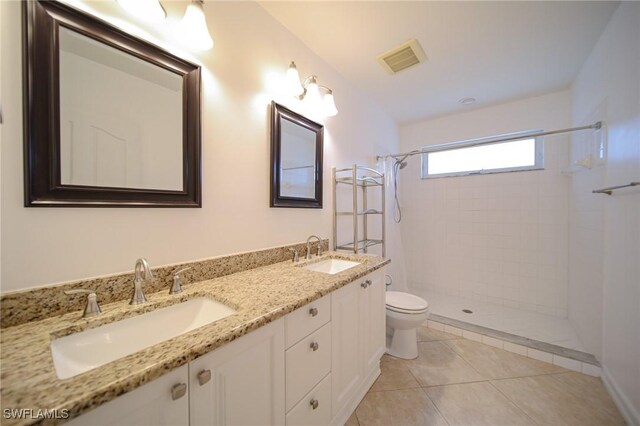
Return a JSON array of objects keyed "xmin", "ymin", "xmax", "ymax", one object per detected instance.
[{"xmin": 385, "ymin": 291, "xmax": 429, "ymax": 359}]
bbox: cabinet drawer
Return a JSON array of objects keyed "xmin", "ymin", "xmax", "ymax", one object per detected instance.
[
  {"xmin": 286, "ymin": 322, "xmax": 331, "ymax": 411},
  {"xmin": 286, "ymin": 373, "xmax": 331, "ymax": 426},
  {"xmin": 285, "ymin": 294, "xmax": 330, "ymax": 348}
]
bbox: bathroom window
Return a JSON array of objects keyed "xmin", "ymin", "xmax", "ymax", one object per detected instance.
[{"xmin": 421, "ymin": 133, "xmax": 544, "ymax": 178}]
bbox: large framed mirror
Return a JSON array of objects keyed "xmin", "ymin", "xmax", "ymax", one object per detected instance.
[
  {"xmin": 270, "ymin": 102, "xmax": 323, "ymax": 208},
  {"xmin": 23, "ymin": 0, "xmax": 201, "ymax": 207}
]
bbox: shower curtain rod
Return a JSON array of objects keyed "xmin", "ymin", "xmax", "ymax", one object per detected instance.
[{"xmin": 377, "ymin": 121, "xmax": 602, "ymax": 161}]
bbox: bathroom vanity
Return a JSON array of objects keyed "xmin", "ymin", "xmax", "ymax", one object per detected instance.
[
  {"xmin": 0, "ymin": 249, "xmax": 388, "ymax": 426},
  {"xmin": 68, "ymin": 270, "xmax": 383, "ymax": 426}
]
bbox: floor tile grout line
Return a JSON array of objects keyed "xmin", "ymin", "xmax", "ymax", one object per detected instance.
[
  {"xmin": 420, "ymin": 378, "xmax": 493, "ymax": 388},
  {"xmin": 440, "ymin": 337, "xmax": 577, "ymax": 381},
  {"xmin": 400, "ymin": 349, "xmax": 429, "ymax": 387},
  {"xmin": 394, "ymin": 340, "xmax": 488, "ymax": 390},
  {"xmin": 419, "ymin": 386, "xmax": 451, "ymax": 426},
  {"xmin": 437, "ymin": 339, "xmax": 489, "ymax": 379},
  {"xmin": 487, "ymin": 378, "xmax": 540, "ymax": 425},
  {"xmin": 366, "ymin": 384, "xmax": 422, "ymax": 393}
]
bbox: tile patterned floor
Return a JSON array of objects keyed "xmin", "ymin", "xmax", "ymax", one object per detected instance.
[
  {"xmin": 410, "ymin": 289, "xmax": 587, "ymax": 351},
  {"xmin": 345, "ymin": 327, "xmax": 624, "ymax": 426}
]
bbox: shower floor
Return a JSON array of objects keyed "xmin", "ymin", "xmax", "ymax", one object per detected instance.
[{"xmin": 409, "ymin": 288, "xmax": 586, "ymax": 352}]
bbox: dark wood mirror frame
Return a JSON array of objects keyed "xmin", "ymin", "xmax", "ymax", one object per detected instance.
[
  {"xmin": 23, "ymin": 0, "xmax": 202, "ymax": 207},
  {"xmin": 270, "ymin": 102, "xmax": 323, "ymax": 208}
]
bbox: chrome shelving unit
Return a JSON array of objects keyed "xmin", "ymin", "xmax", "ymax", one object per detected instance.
[{"xmin": 332, "ymin": 165, "xmax": 386, "ymax": 257}]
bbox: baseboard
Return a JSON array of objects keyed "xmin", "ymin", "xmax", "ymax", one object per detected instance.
[
  {"xmin": 330, "ymin": 366, "xmax": 380, "ymax": 426},
  {"xmin": 601, "ymin": 366, "xmax": 640, "ymax": 425}
]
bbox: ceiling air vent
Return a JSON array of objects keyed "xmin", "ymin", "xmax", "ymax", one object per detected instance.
[{"xmin": 377, "ymin": 39, "xmax": 427, "ymax": 75}]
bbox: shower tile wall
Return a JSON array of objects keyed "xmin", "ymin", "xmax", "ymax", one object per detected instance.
[
  {"xmin": 567, "ymin": 113, "xmax": 606, "ymax": 359},
  {"xmin": 399, "ymin": 92, "xmax": 572, "ymax": 318}
]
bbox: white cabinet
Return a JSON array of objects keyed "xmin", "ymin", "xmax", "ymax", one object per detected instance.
[
  {"xmin": 68, "ymin": 365, "xmax": 189, "ymax": 426},
  {"xmin": 285, "ymin": 322, "xmax": 332, "ymax": 411},
  {"xmin": 286, "ymin": 373, "xmax": 332, "ymax": 426},
  {"xmin": 360, "ymin": 272, "xmax": 386, "ymax": 375},
  {"xmin": 330, "ymin": 279, "xmax": 363, "ymax": 417},
  {"xmin": 331, "ymin": 270, "xmax": 385, "ymax": 423},
  {"xmin": 68, "ymin": 268, "xmax": 385, "ymax": 426},
  {"xmin": 285, "ymin": 294, "xmax": 330, "ymax": 348},
  {"xmin": 285, "ymin": 295, "xmax": 333, "ymax": 425},
  {"xmin": 189, "ymin": 318, "xmax": 285, "ymax": 426}
]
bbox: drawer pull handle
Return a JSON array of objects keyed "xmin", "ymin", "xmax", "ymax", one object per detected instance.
[
  {"xmin": 309, "ymin": 307, "xmax": 318, "ymax": 317},
  {"xmin": 366, "ymin": 279, "xmax": 372, "ymax": 287},
  {"xmin": 197, "ymin": 369, "xmax": 211, "ymax": 386},
  {"xmin": 171, "ymin": 383, "xmax": 187, "ymax": 400},
  {"xmin": 310, "ymin": 342, "xmax": 319, "ymax": 351},
  {"xmin": 361, "ymin": 282, "xmax": 368, "ymax": 288},
  {"xmin": 310, "ymin": 399, "xmax": 319, "ymax": 410}
]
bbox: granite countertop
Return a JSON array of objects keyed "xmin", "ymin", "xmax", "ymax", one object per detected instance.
[{"xmin": 0, "ymin": 252, "xmax": 389, "ymax": 425}]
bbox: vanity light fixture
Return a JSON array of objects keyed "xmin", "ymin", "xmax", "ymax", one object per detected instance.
[
  {"xmin": 286, "ymin": 61, "xmax": 338, "ymax": 117},
  {"xmin": 176, "ymin": 0, "xmax": 214, "ymax": 51},
  {"xmin": 117, "ymin": 0, "xmax": 166, "ymax": 22}
]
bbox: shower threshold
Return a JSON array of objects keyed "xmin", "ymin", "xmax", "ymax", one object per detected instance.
[{"xmin": 428, "ymin": 313, "xmax": 599, "ymax": 367}]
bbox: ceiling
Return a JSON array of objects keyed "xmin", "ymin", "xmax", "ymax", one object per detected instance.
[{"xmin": 259, "ymin": 1, "xmax": 619, "ymax": 124}]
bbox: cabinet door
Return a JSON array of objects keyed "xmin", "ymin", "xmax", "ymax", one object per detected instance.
[
  {"xmin": 189, "ymin": 319, "xmax": 285, "ymax": 426},
  {"xmin": 361, "ymin": 270, "xmax": 386, "ymax": 375},
  {"xmin": 330, "ymin": 281, "xmax": 363, "ymax": 417},
  {"xmin": 68, "ymin": 365, "xmax": 189, "ymax": 426}
]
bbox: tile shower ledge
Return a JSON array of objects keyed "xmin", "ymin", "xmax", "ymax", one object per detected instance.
[{"xmin": 0, "ymin": 252, "xmax": 389, "ymax": 425}]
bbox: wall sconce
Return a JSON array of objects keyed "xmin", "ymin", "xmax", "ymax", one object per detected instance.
[
  {"xmin": 286, "ymin": 61, "xmax": 338, "ymax": 117},
  {"xmin": 176, "ymin": 0, "xmax": 214, "ymax": 51},
  {"xmin": 117, "ymin": 0, "xmax": 166, "ymax": 22}
]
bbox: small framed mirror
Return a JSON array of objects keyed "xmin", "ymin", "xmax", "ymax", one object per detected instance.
[
  {"xmin": 270, "ymin": 102, "xmax": 323, "ymax": 208},
  {"xmin": 23, "ymin": 0, "xmax": 201, "ymax": 207}
]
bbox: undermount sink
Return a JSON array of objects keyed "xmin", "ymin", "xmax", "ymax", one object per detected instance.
[
  {"xmin": 51, "ymin": 297, "xmax": 235, "ymax": 379},
  {"xmin": 302, "ymin": 258, "xmax": 361, "ymax": 275}
]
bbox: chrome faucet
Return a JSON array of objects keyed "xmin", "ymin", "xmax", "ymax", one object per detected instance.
[
  {"xmin": 305, "ymin": 235, "xmax": 323, "ymax": 260},
  {"xmin": 64, "ymin": 289, "xmax": 101, "ymax": 318},
  {"xmin": 130, "ymin": 258, "xmax": 154, "ymax": 305},
  {"xmin": 289, "ymin": 248, "xmax": 300, "ymax": 263},
  {"xmin": 170, "ymin": 267, "xmax": 191, "ymax": 295}
]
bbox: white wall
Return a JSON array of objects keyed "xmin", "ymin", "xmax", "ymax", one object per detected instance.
[
  {"xmin": 0, "ymin": 1, "xmax": 400, "ymax": 292},
  {"xmin": 567, "ymin": 110, "xmax": 606, "ymax": 360},
  {"xmin": 571, "ymin": 2, "xmax": 640, "ymax": 422},
  {"xmin": 399, "ymin": 91, "xmax": 572, "ymax": 317}
]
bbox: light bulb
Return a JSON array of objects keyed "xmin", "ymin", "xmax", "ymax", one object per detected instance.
[
  {"xmin": 305, "ymin": 77, "xmax": 322, "ymax": 108},
  {"xmin": 323, "ymin": 91, "xmax": 338, "ymax": 116},
  {"xmin": 117, "ymin": 0, "xmax": 166, "ymax": 22},
  {"xmin": 176, "ymin": 1, "xmax": 214, "ymax": 51},
  {"xmin": 285, "ymin": 62, "xmax": 304, "ymax": 97}
]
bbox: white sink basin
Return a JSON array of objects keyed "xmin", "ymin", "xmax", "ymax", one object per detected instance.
[
  {"xmin": 51, "ymin": 297, "xmax": 235, "ymax": 379},
  {"xmin": 302, "ymin": 258, "xmax": 360, "ymax": 275}
]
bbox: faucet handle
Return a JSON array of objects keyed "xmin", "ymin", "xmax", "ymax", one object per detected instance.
[
  {"xmin": 316, "ymin": 240, "xmax": 323, "ymax": 257},
  {"xmin": 170, "ymin": 267, "xmax": 192, "ymax": 294},
  {"xmin": 289, "ymin": 248, "xmax": 300, "ymax": 263},
  {"xmin": 174, "ymin": 267, "xmax": 192, "ymax": 276},
  {"xmin": 65, "ymin": 289, "xmax": 101, "ymax": 318}
]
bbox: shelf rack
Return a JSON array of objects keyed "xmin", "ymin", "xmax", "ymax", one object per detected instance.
[{"xmin": 332, "ymin": 165, "xmax": 386, "ymax": 257}]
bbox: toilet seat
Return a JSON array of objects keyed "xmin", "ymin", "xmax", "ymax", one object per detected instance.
[
  {"xmin": 386, "ymin": 305, "xmax": 428, "ymax": 315},
  {"xmin": 385, "ymin": 291, "xmax": 429, "ymax": 314}
]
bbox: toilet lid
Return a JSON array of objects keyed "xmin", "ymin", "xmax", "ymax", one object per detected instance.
[{"xmin": 386, "ymin": 291, "xmax": 428, "ymax": 312}]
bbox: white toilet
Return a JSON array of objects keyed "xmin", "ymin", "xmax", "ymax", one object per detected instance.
[{"xmin": 385, "ymin": 291, "xmax": 429, "ymax": 359}]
